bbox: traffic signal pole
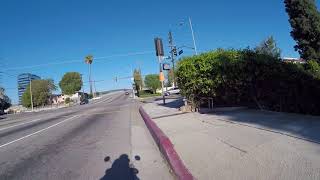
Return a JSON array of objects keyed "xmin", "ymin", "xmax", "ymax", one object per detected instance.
[
  {"xmin": 154, "ymin": 38, "xmax": 166, "ymax": 105},
  {"xmin": 158, "ymin": 57, "xmax": 165, "ymax": 104}
]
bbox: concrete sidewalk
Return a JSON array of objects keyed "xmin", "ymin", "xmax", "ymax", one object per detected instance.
[{"xmin": 142, "ymin": 98, "xmax": 320, "ymax": 180}]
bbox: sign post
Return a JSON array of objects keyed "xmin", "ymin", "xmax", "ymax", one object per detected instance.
[{"xmin": 154, "ymin": 37, "xmax": 166, "ymax": 105}]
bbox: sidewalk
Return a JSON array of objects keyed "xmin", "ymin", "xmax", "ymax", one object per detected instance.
[{"xmin": 142, "ymin": 98, "xmax": 320, "ymax": 180}]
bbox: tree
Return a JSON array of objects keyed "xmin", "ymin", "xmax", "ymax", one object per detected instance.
[
  {"xmin": 255, "ymin": 36, "xmax": 281, "ymax": 58},
  {"xmin": 133, "ymin": 69, "xmax": 143, "ymax": 96},
  {"xmin": 285, "ymin": 0, "xmax": 320, "ymax": 62},
  {"xmin": 176, "ymin": 48, "xmax": 320, "ymax": 115},
  {"xmin": 22, "ymin": 79, "xmax": 57, "ymax": 108},
  {"xmin": 59, "ymin": 72, "xmax": 83, "ymax": 95},
  {"xmin": 305, "ymin": 60, "xmax": 320, "ymax": 78},
  {"xmin": 0, "ymin": 87, "xmax": 11, "ymax": 112},
  {"xmin": 144, "ymin": 74, "xmax": 161, "ymax": 94},
  {"xmin": 85, "ymin": 55, "xmax": 94, "ymax": 96}
]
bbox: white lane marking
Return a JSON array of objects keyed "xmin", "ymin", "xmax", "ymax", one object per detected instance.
[
  {"xmin": 93, "ymin": 92, "xmax": 124, "ymax": 105},
  {"xmin": 0, "ymin": 115, "xmax": 79, "ymax": 149},
  {"xmin": 0, "ymin": 118, "xmax": 43, "ymax": 132}
]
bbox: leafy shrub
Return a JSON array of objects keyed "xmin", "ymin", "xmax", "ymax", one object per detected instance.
[
  {"xmin": 176, "ymin": 49, "xmax": 320, "ymax": 115},
  {"xmin": 65, "ymin": 97, "xmax": 71, "ymax": 104}
]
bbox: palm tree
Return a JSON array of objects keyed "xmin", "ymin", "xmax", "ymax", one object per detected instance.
[{"xmin": 85, "ymin": 55, "xmax": 93, "ymax": 96}]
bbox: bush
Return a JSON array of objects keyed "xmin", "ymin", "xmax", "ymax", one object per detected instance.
[
  {"xmin": 65, "ymin": 97, "xmax": 71, "ymax": 104},
  {"xmin": 138, "ymin": 90, "xmax": 161, "ymax": 98},
  {"xmin": 176, "ymin": 49, "xmax": 320, "ymax": 115}
]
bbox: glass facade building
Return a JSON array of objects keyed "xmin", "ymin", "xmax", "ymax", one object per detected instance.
[{"xmin": 17, "ymin": 73, "xmax": 41, "ymax": 104}]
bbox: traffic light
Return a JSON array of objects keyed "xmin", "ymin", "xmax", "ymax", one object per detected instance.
[{"xmin": 154, "ymin": 38, "xmax": 164, "ymax": 57}]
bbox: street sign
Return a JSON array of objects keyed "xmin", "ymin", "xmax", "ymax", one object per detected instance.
[
  {"xmin": 178, "ymin": 49, "xmax": 184, "ymax": 55},
  {"xmin": 163, "ymin": 63, "xmax": 171, "ymax": 70},
  {"xmin": 159, "ymin": 72, "xmax": 165, "ymax": 82}
]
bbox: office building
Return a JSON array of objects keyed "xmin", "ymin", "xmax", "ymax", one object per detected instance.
[{"xmin": 17, "ymin": 73, "xmax": 41, "ymax": 104}]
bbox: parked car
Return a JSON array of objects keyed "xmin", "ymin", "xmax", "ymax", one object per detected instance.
[
  {"xmin": 165, "ymin": 87, "xmax": 180, "ymax": 95},
  {"xmin": 125, "ymin": 91, "xmax": 130, "ymax": 95},
  {"xmin": 80, "ymin": 97, "xmax": 89, "ymax": 105},
  {"xmin": 80, "ymin": 99, "xmax": 89, "ymax": 105}
]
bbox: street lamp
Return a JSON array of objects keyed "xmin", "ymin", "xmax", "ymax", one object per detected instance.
[{"xmin": 178, "ymin": 17, "xmax": 198, "ymax": 55}]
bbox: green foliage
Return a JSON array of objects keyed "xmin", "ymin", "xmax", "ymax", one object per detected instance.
[
  {"xmin": 255, "ymin": 36, "xmax": 281, "ymax": 58},
  {"xmin": 305, "ymin": 60, "xmax": 320, "ymax": 78},
  {"xmin": 285, "ymin": 0, "xmax": 320, "ymax": 62},
  {"xmin": 59, "ymin": 72, "xmax": 83, "ymax": 95},
  {"xmin": 138, "ymin": 90, "xmax": 161, "ymax": 98},
  {"xmin": 176, "ymin": 49, "xmax": 320, "ymax": 115},
  {"xmin": 0, "ymin": 87, "xmax": 11, "ymax": 111},
  {"xmin": 85, "ymin": 55, "xmax": 93, "ymax": 64},
  {"xmin": 144, "ymin": 74, "xmax": 161, "ymax": 94},
  {"xmin": 21, "ymin": 79, "xmax": 57, "ymax": 108},
  {"xmin": 22, "ymin": 90, "xmax": 31, "ymax": 108},
  {"xmin": 133, "ymin": 69, "xmax": 143, "ymax": 96},
  {"xmin": 65, "ymin": 97, "xmax": 71, "ymax": 104}
]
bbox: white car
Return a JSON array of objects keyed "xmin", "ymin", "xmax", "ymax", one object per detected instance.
[{"xmin": 165, "ymin": 87, "xmax": 180, "ymax": 95}]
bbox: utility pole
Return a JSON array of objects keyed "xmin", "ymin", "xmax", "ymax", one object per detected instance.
[
  {"xmin": 168, "ymin": 31, "xmax": 177, "ymax": 87},
  {"xmin": 131, "ymin": 70, "xmax": 135, "ymax": 99},
  {"xmin": 93, "ymin": 79, "xmax": 97, "ymax": 97},
  {"xmin": 89, "ymin": 64, "xmax": 93, "ymax": 96},
  {"xmin": 80, "ymin": 74, "xmax": 85, "ymax": 100},
  {"xmin": 29, "ymin": 76, "xmax": 34, "ymax": 112},
  {"xmin": 189, "ymin": 17, "xmax": 198, "ymax": 55}
]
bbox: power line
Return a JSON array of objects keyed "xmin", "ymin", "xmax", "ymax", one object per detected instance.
[
  {"xmin": 3, "ymin": 78, "xmax": 116, "ymax": 91},
  {"xmin": 3, "ymin": 50, "xmax": 153, "ymax": 71}
]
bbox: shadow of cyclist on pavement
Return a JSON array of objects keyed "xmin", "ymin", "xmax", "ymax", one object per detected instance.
[{"xmin": 100, "ymin": 154, "xmax": 140, "ymax": 180}]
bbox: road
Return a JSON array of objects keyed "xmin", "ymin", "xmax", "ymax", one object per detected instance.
[{"xmin": 0, "ymin": 92, "xmax": 173, "ymax": 180}]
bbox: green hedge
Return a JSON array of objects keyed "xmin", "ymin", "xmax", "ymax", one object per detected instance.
[{"xmin": 176, "ymin": 49, "xmax": 320, "ymax": 115}]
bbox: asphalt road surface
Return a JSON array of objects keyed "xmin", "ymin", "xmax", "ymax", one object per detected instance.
[{"xmin": 0, "ymin": 92, "xmax": 173, "ymax": 180}]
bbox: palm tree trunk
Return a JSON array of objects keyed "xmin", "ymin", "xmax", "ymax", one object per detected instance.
[{"xmin": 89, "ymin": 64, "xmax": 93, "ymax": 95}]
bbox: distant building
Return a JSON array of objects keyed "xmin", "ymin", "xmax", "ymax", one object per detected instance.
[
  {"xmin": 282, "ymin": 57, "xmax": 306, "ymax": 64},
  {"xmin": 17, "ymin": 73, "xmax": 41, "ymax": 104},
  {"xmin": 49, "ymin": 92, "xmax": 88, "ymax": 105}
]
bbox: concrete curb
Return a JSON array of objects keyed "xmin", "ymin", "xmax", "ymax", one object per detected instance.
[{"xmin": 139, "ymin": 107, "xmax": 194, "ymax": 180}]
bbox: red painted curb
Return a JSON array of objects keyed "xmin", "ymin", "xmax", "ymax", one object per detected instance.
[{"xmin": 139, "ymin": 107, "xmax": 194, "ymax": 180}]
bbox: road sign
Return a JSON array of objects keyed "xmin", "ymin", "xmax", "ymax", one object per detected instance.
[
  {"xmin": 159, "ymin": 72, "xmax": 165, "ymax": 82},
  {"xmin": 163, "ymin": 63, "xmax": 171, "ymax": 70}
]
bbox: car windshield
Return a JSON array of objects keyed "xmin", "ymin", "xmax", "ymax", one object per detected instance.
[{"xmin": 1, "ymin": 1, "xmax": 320, "ymax": 180}]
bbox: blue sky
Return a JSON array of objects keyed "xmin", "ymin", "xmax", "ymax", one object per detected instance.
[{"xmin": 0, "ymin": 0, "xmax": 316, "ymax": 104}]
